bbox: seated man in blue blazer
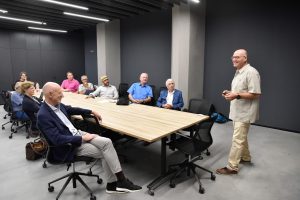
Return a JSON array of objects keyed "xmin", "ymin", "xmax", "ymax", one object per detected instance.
[
  {"xmin": 157, "ymin": 79, "xmax": 184, "ymax": 110},
  {"xmin": 37, "ymin": 82, "xmax": 141, "ymax": 194}
]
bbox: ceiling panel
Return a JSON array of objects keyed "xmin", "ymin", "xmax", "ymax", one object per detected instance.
[{"xmin": 0, "ymin": 0, "xmax": 186, "ymax": 33}]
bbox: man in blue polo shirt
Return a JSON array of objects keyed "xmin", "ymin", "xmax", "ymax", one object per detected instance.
[{"xmin": 127, "ymin": 73, "xmax": 153, "ymax": 105}]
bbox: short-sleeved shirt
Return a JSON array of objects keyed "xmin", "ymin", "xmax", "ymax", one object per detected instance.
[
  {"xmin": 61, "ymin": 79, "xmax": 80, "ymax": 93},
  {"xmin": 229, "ymin": 64, "xmax": 261, "ymax": 123},
  {"xmin": 78, "ymin": 83, "xmax": 94, "ymax": 93},
  {"xmin": 127, "ymin": 82, "xmax": 153, "ymax": 100}
]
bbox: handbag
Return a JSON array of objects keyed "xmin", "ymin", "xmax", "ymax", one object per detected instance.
[{"xmin": 25, "ymin": 138, "xmax": 48, "ymax": 160}]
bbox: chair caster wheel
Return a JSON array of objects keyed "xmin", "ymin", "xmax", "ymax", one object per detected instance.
[
  {"xmin": 90, "ymin": 195, "xmax": 96, "ymax": 200},
  {"xmin": 148, "ymin": 189, "xmax": 154, "ymax": 196},
  {"xmin": 169, "ymin": 183, "xmax": 176, "ymax": 188},
  {"xmin": 97, "ymin": 178, "xmax": 103, "ymax": 184},
  {"xmin": 26, "ymin": 136, "xmax": 30, "ymax": 139},
  {"xmin": 199, "ymin": 187, "xmax": 205, "ymax": 194},
  {"xmin": 42, "ymin": 163, "xmax": 47, "ymax": 168},
  {"xmin": 48, "ymin": 186, "xmax": 54, "ymax": 192},
  {"xmin": 9, "ymin": 135, "xmax": 12, "ymax": 139},
  {"xmin": 2, "ymin": 127, "xmax": 4, "ymax": 130},
  {"xmin": 211, "ymin": 174, "xmax": 216, "ymax": 181},
  {"xmin": 206, "ymin": 152, "xmax": 211, "ymax": 156}
]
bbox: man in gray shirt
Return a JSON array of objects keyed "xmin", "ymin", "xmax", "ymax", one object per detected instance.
[
  {"xmin": 216, "ymin": 49, "xmax": 261, "ymax": 175},
  {"xmin": 87, "ymin": 75, "xmax": 119, "ymax": 100}
]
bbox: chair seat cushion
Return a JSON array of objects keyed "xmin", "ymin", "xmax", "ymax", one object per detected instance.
[{"xmin": 168, "ymin": 136, "xmax": 210, "ymax": 157}]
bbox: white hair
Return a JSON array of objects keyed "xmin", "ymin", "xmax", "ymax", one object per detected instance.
[{"xmin": 165, "ymin": 78, "xmax": 174, "ymax": 87}]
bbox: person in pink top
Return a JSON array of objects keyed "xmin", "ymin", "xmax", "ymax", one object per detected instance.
[{"xmin": 61, "ymin": 71, "xmax": 80, "ymax": 93}]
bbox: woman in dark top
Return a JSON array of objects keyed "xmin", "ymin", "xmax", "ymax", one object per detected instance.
[{"xmin": 21, "ymin": 81, "xmax": 42, "ymax": 136}]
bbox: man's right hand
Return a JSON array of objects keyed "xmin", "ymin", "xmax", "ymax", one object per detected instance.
[{"xmin": 82, "ymin": 133, "xmax": 96, "ymax": 142}]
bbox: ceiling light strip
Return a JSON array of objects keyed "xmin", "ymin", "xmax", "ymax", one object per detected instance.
[
  {"xmin": 28, "ymin": 26, "xmax": 67, "ymax": 33},
  {"xmin": 0, "ymin": 9, "xmax": 8, "ymax": 13},
  {"xmin": 0, "ymin": 15, "xmax": 46, "ymax": 25},
  {"xmin": 40, "ymin": 0, "xmax": 88, "ymax": 10},
  {"xmin": 63, "ymin": 12, "xmax": 109, "ymax": 22}
]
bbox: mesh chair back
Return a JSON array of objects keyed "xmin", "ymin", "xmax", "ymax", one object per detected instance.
[
  {"xmin": 118, "ymin": 83, "xmax": 129, "ymax": 98},
  {"xmin": 193, "ymin": 119, "xmax": 214, "ymax": 152},
  {"xmin": 1, "ymin": 90, "xmax": 12, "ymax": 113},
  {"xmin": 188, "ymin": 99, "xmax": 214, "ymax": 116},
  {"xmin": 81, "ymin": 114, "xmax": 105, "ymax": 136}
]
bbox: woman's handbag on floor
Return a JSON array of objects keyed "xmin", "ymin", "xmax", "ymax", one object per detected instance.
[{"xmin": 25, "ymin": 138, "xmax": 48, "ymax": 160}]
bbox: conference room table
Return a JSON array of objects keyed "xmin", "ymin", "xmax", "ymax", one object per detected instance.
[{"xmin": 60, "ymin": 92, "xmax": 209, "ymax": 195}]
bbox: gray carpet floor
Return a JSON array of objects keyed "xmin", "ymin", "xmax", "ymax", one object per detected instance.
[{"xmin": 0, "ymin": 105, "xmax": 299, "ymax": 200}]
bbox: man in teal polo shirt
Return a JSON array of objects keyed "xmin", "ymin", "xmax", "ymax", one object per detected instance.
[{"xmin": 127, "ymin": 73, "xmax": 153, "ymax": 105}]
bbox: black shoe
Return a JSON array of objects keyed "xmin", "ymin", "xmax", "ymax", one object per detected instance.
[
  {"xmin": 240, "ymin": 159, "xmax": 251, "ymax": 164},
  {"xmin": 106, "ymin": 182, "xmax": 126, "ymax": 194},
  {"xmin": 116, "ymin": 178, "xmax": 142, "ymax": 193}
]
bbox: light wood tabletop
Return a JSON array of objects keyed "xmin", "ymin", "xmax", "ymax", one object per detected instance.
[{"xmin": 61, "ymin": 92, "xmax": 209, "ymax": 142}]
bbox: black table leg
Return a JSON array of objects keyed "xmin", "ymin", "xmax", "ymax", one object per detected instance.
[{"xmin": 147, "ymin": 137, "xmax": 174, "ymax": 195}]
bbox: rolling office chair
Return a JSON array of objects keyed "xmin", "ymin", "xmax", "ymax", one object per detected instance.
[
  {"xmin": 5, "ymin": 91, "xmax": 31, "ymax": 139},
  {"xmin": 41, "ymin": 130, "xmax": 102, "ymax": 200},
  {"xmin": 167, "ymin": 118, "xmax": 216, "ymax": 194},
  {"xmin": 80, "ymin": 114, "xmax": 131, "ymax": 162},
  {"xmin": 149, "ymin": 84, "xmax": 156, "ymax": 106},
  {"xmin": 118, "ymin": 83, "xmax": 129, "ymax": 98},
  {"xmin": 1, "ymin": 90, "xmax": 12, "ymax": 130},
  {"xmin": 180, "ymin": 98, "xmax": 215, "ymax": 155}
]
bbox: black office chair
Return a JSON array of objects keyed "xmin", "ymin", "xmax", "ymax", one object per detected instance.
[
  {"xmin": 149, "ymin": 84, "xmax": 156, "ymax": 106},
  {"xmin": 180, "ymin": 98, "xmax": 215, "ymax": 155},
  {"xmin": 167, "ymin": 118, "xmax": 216, "ymax": 194},
  {"xmin": 118, "ymin": 83, "xmax": 129, "ymax": 98},
  {"xmin": 5, "ymin": 92, "xmax": 31, "ymax": 139},
  {"xmin": 41, "ymin": 131, "xmax": 102, "ymax": 200},
  {"xmin": 80, "ymin": 114, "xmax": 132, "ymax": 162},
  {"xmin": 1, "ymin": 90, "xmax": 12, "ymax": 130}
]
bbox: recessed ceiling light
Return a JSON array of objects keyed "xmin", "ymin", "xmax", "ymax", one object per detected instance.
[
  {"xmin": 28, "ymin": 26, "xmax": 67, "ymax": 33},
  {"xmin": 63, "ymin": 12, "xmax": 109, "ymax": 22},
  {"xmin": 39, "ymin": 0, "xmax": 88, "ymax": 10},
  {"xmin": 0, "ymin": 9, "xmax": 8, "ymax": 13},
  {"xmin": 0, "ymin": 15, "xmax": 46, "ymax": 25},
  {"xmin": 190, "ymin": 0, "xmax": 200, "ymax": 3}
]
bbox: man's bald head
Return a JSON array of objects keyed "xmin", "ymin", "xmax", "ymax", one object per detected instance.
[
  {"xmin": 139, "ymin": 73, "xmax": 149, "ymax": 85},
  {"xmin": 232, "ymin": 49, "xmax": 248, "ymax": 69},
  {"xmin": 234, "ymin": 49, "xmax": 248, "ymax": 58},
  {"xmin": 43, "ymin": 82, "xmax": 63, "ymax": 106},
  {"xmin": 43, "ymin": 82, "xmax": 60, "ymax": 96}
]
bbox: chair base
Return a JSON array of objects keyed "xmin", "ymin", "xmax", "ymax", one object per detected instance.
[
  {"xmin": 48, "ymin": 171, "xmax": 102, "ymax": 200},
  {"xmin": 9, "ymin": 121, "xmax": 30, "ymax": 139},
  {"xmin": 168, "ymin": 159, "xmax": 216, "ymax": 194}
]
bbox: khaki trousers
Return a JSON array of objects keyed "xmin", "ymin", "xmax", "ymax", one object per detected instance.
[
  {"xmin": 76, "ymin": 136, "xmax": 122, "ymax": 183},
  {"xmin": 227, "ymin": 121, "xmax": 251, "ymax": 171}
]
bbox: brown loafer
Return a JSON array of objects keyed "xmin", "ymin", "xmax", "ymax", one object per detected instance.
[{"xmin": 216, "ymin": 167, "xmax": 238, "ymax": 175}]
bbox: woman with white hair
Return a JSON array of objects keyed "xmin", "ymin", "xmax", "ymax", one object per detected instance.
[{"xmin": 157, "ymin": 79, "xmax": 184, "ymax": 110}]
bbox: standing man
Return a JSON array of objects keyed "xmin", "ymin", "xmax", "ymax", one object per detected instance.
[
  {"xmin": 127, "ymin": 73, "xmax": 153, "ymax": 105},
  {"xmin": 216, "ymin": 49, "xmax": 261, "ymax": 175},
  {"xmin": 86, "ymin": 75, "xmax": 118, "ymax": 99}
]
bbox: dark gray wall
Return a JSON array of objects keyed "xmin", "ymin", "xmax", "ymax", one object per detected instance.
[
  {"xmin": 0, "ymin": 29, "xmax": 84, "ymax": 91},
  {"xmin": 84, "ymin": 26, "xmax": 98, "ymax": 85},
  {"xmin": 120, "ymin": 10, "xmax": 172, "ymax": 94},
  {"xmin": 204, "ymin": 0, "xmax": 300, "ymax": 132}
]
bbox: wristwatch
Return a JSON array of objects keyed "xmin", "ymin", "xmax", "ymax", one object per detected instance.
[{"xmin": 236, "ymin": 93, "xmax": 241, "ymax": 99}]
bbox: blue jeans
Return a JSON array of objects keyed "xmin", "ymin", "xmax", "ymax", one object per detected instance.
[{"xmin": 15, "ymin": 111, "xmax": 29, "ymax": 121}]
